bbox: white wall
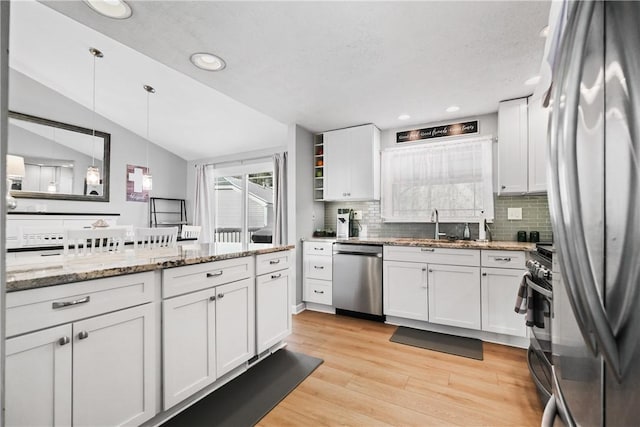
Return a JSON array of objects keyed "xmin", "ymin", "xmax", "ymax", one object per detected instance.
[{"xmin": 9, "ymin": 70, "xmax": 188, "ymax": 226}]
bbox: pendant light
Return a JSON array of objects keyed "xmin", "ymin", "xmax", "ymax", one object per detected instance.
[
  {"xmin": 142, "ymin": 84, "xmax": 155, "ymax": 191},
  {"xmin": 47, "ymin": 128, "xmax": 57, "ymax": 193},
  {"xmin": 86, "ymin": 47, "xmax": 103, "ymax": 186}
]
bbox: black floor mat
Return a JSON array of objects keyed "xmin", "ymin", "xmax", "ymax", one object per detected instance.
[
  {"xmin": 161, "ymin": 349, "xmax": 323, "ymax": 427},
  {"xmin": 390, "ymin": 326, "xmax": 483, "ymax": 360}
]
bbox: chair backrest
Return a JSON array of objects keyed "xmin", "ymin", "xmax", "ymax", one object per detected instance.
[
  {"xmin": 63, "ymin": 228, "xmax": 126, "ymax": 256},
  {"xmin": 180, "ymin": 225, "xmax": 202, "ymax": 240},
  {"xmin": 134, "ymin": 227, "xmax": 178, "ymax": 250}
]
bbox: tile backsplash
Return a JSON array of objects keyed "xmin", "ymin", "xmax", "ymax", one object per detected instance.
[{"xmin": 324, "ymin": 194, "xmax": 552, "ymax": 242}]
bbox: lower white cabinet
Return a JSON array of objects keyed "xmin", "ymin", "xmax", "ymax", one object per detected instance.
[
  {"xmin": 481, "ymin": 267, "xmax": 527, "ymax": 337},
  {"xmin": 383, "ymin": 260, "xmax": 428, "ymax": 321},
  {"xmin": 256, "ymin": 265, "xmax": 291, "ymax": 354},
  {"xmin": 428, "ymin": 264, "xmax": 481, "ymax": 330},
  {"xmin": 163, "ymin": 277, "xmax": 255, "ymax": 409},
  {"xmin": 303, "ymin": 241, "xmax": 333, "ymax": 305},
  {"xmin": 6, "ymin": 304, "xmax": 156, "ymax": 427}
]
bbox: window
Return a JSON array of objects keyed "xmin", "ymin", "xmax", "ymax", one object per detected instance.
[
  {"xmin": 211, "ymin": 160, "xmax": 274, "ymax": 252},
  {"xmin": 381, "ymin": 137, "xmax": 494, "ymax": 223}
]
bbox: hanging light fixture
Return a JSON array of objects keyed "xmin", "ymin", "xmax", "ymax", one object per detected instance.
[
  {"xmin": 86, "ymin": 47, "xmax": 103, "ymax": 186},
  {"xmin": 142, "ymin": 84, "xmax": 155, "ymax": 191},
  {"xmin": 48, "ymin": 128, "xmax": 57, "ymax": 193}
]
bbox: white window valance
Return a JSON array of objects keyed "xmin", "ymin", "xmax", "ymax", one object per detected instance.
[{"xmin": 381, "ymin": 136, "xmax": 494, "ymax": 223}]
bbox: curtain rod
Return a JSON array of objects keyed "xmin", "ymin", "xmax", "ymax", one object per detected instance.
[{"xmin": 196, "ymin": 153, "xmax": 279, "ymax": 168}]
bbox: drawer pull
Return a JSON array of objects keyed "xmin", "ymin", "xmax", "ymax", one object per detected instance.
[
  {"xmin": 58, "ymin": 336, "xmax": 71, "ymax": 346},
  {"xmin": 41, "ymin": 252, "xmax": 62, "ymax": 257},
  {"xmin": 482, "ymin": 272, "xmax": 487, "ymax": 276},
  {"xmin": 209, "ymin": 295, "xmax": 216, "ymax": 302},
  {"xmin": 314, "ymin": 247, "xmax": 325, "ymax": 251},
  {"xmin": 269, "ymin": 259, "xmax": 281, "ymax": 265},
  {"xmin": 78, "ymin": 331, "xmax": 89, "ymax": 340},
  {"xmin": 217, "ymin": 293, "xmax": 224, "ymax": 299},
  {"xmin": 314, "ymin": 265, "xmax": 324, "ymax": 269},
  {"xmin": 271, "ymin": 273, "xmax": 282, "ymax": 279},
  {"xmin": 494, "ymin": 257, "xmax": 512, "ymax": 262},
  {"xmin": 428, "ymin": 269, "xmax": 433, "ymax": 273},
  {"xmin": 52, "ymin": 296, "xmax": 90, "ymax": 309},
  {"xmin": 206, "ymin": 271, "xmax": 223, "ymax": 278},
  {"xmin": 421, "ymin": 248, "xmax": 435, "ymax": 252},
  {"xmin": 314, "ymin": 290, "xmax": 324, "ymax": 294}
]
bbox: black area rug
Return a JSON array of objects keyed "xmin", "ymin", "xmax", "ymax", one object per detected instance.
[
  {"xmin": 390, "ymin": 326, "xmax": 483, "ymax": 360},
  {"xmin": 161, "ymin": 349, "xmax": 323, "ymax": 427}
]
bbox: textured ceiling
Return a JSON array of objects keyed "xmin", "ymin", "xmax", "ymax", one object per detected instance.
[{"xmin": 11, "ymin": 0, "xmax": 550, "ymax": 160}]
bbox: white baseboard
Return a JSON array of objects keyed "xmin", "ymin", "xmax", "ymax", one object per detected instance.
[
  {"xmin": 304, "ymin": 302, "xmax": 336, "ymax": 314},
  {"xmin": 292, "ymin": 303, "xmax": 306, "ymax": 315}
]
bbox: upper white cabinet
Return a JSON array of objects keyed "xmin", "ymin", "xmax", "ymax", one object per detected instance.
[
  {"xmin": 498, "ymin": 98, "xmax": 529, "ymax": 194},
  {"xmin": 323, "ymin": 124, "xmax": 380, "ymax": 201},
  {"xmin": 497, "ymin": 96, "xmax": 549, "ymax": 194}
]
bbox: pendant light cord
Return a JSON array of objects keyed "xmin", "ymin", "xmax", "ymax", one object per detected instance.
[
  {"xmin": 91, "ymin": 51, "xmax": 97, "ymax": 167},
  {"xmin": 146, "ymin": 88, "xmax": 150, "ymax": 170}
]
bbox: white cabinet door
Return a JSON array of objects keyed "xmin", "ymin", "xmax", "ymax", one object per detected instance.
[
  {"xmin": 348, "ymin": 124, "xmax": 378, "ymax": 200},
  {"xmin": 216, "ymin": 278, "xmax": 255, "ymax": 377},
  {"xmin": 428, "ymin": 264, "xmax": 481, "ymax": 330},
  {"xmin": 527, "ymin": 95, "xmax": 549, "ymax": 193},
  {"xmin": 256, "ymin": 269, "xmax": 291, "ymax": 353},
  {"xmin": 304, "ymin": 254, "xmax": 332, "ymax": 280},
  {"xmin": 163, "ymin": 287, "xmax": 217, "ymax": 409},
  {"xmin": 498, "ymin": 98, "xmax": 528, "ymax": 194},
  {"xmin": 481, "ymin": 268, "xmax": 527, "ymax": 337},
  {"xmin": 73, "ymin": 304, "xmax": 156, "ymax": 427},
  {"xmin": 383, "ymin": 260, "xmax": 428, "ymax": 321},
  {"xmin": 324, "ymin": 128, "xmax": 351, "ymax": 200},
  {"xmin": 5, "ymin": 324, "xmax": 72, "ymax": 427}
]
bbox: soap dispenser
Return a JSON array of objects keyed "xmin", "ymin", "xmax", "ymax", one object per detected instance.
[{"xmin": 463, "ymin": 223, "xmax": 470, "ymax": 240}]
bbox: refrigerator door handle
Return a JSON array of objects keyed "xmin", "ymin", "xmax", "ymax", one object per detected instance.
[
  {"xmin": 548, "ymin": 0, "xmax": 598, "ymax": 357},
  {"xmin": 541, "ymin": 395, "xmax": 557, "ymax": 427}
]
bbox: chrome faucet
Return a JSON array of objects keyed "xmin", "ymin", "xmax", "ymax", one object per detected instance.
[{"xmin": 430, "ymin": 208, "xmax": 447, "ymax": 240}]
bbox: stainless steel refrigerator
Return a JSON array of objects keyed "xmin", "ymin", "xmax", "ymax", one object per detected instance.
[{"xmin": 542, "ymin": 1, "xmax": 640, "ymax": 426}]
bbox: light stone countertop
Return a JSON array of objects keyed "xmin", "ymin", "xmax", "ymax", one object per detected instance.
[
  {"xmin": 305, "ymin": 236, "xmax": 536, "ymax": 252},
  {"xmin": 6, "ymin": 244, "xmax": 295, "ymax": 292}
]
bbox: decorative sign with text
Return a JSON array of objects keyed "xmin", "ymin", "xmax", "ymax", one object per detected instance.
[
  {"xmin": 396, "ymin": 120, "xmax": 479, "ymax": 143},
  {"xmin": 126, "ymin": 164, "xmax": 150, "ymax": 202}
]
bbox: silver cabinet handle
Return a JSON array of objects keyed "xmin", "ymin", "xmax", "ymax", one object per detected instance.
[
  {"xmin": 428, "ymin": 269, "xmax": 433, "ymax": 273},
  {"xmin": 501, "ymin": 185, "xmax": 506, "ymax": 190},
  {"xmin": 314, "ymin": 290, "xmax": 324, "ymax": 294},
  {"xmin": 421, "ymin": 248, "xmax": 435, "ymax": 252},
  {"xmin": 217, "ymin": 293, "xmax": 224, "ymax": 299},
  {"xmin": 482, "ymin": 272, "xmax": 487, "ymax": 276},
  {"xmin": 52, "ymin": 296, "xmax": 90, "ymax": 309},
  {"xmin": 314, "ymin": 247, "xmax": 324, "ymax": 251},
  {"xmin": 494, "ymin": 257, "xmax": 512, "ymax": 262},
  {"xmin": 78, "ymin": 331, "xmax": 89, "ymax": 340},
  {"xmin": 58, "ymin": 336, "xmax": 71, "ymax": 346},
  {"xmin": 41, "ymin": 252, "xmax": 62, "ymax": 257},
  {"xmin": 271, "ymin": 273, "xmax": 282, "ymax": 279},
  {"xmin": 209, "ymin": 295, "xmax": 216, "ymax": 302},
  {"xmin": 206, "ymin": 271, "xmax": 223, "ymax": 278},
  {"xmin": 269, "ymin": 259, "xmax": 281, "ymax": 265},
  {"xmin": 313, "ymin": 265, "xmax": 324, "ymax": 269}
]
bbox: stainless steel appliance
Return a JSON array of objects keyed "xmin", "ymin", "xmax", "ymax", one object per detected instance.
[
  {"xmin": 332, "ymin": 243, "xmax": 383, "ymax": 319},
  {"xmin": 542, "ymin": 1, "xmax": 640, "ymax": 425},
  {"xmin": 525, "ymin": 244, "xmax": 554, "ymax": 406}
]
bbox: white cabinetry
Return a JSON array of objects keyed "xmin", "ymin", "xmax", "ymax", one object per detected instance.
[
  {"xmin": 303, "ymin": 241, "xmax": 334, "ymax": 305},
  {"xmin": 323, "ymin": 124, "xmax": 380, "ymax": 201},
  {"xmin": 498, "ymin": 98, "xmax": 529, "ymax": 194},
  {"xmin": 383, "ymin": 260, "xmax": 428, "ymax": 321},
  {"xmin": 162, "ymin": 257, "xmax": 255, "ymax": 409},
  {"xmin": 480, "ymin": 250, "xmax": 527, "ymax": 337},
  {"xmin": 428, "ymin": 264, "xmax": 481, "ymax": 330},
  {"xmin": 256, "ymin": 251, "xmax": 292, "ymax": 354},
  {"xmin": 5, "ymin": 275, "xmax": 157, "ymax": 427},
  {"xmin": 498, "ymin": 96, "xmax": 549, "ymax": 194}
]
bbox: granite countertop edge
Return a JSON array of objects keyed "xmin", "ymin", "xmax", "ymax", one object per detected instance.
[{"xmin": 304, "ymin": 237, "xmax": 536, "ymax": 251}]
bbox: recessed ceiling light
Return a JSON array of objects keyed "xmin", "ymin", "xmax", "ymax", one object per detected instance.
[
  {"xmin": 445, "ymin": 105, "xmax": 460, "ymax": 113},
  {"xmin": 539, "ymin": 25, "xmax": 549, "ymax": 38},
  {"xmin": 398, "ymin": 114, "xmax": 411, "ymax": 120},
  {"xmin": 190, "ymin": 53, "xmax": 226, "ymax": 71},
  {"xmin": 525, "ymin": 75, "xmax": 541, "ymax": 86},
  {"xmin": 84, "ymin": 0, "xmax": 132, "ymax": 19}
]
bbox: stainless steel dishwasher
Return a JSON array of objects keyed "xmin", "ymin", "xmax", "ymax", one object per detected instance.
[{"xmin": 332, "ymin": 243, "xmax": 383, "ymax": 319}]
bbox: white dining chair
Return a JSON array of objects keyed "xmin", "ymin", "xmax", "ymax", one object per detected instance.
[
  {"xmin": 180, "ymin": 225, "xmax": 202, "ymax": 241},
  {"xmin": 134, "ymin": 227, "xmax": 178, "ymax": 249},
  {"xmin": 63, "ymin": 228, "xmax": 127, "ymax": 256}
]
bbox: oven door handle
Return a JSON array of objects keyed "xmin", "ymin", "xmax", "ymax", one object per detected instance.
[{"xmin": 525, "ymin": 276, "xmax": 553, "ymax": 300}]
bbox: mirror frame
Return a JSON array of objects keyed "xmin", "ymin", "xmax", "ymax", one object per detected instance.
[{"xmin": 8, "ymin": 111, "xmax": 111, "ymax": 202}]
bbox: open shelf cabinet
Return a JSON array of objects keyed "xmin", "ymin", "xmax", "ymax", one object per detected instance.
[{"xmin": 149, "ymin": 197, "xmax": 187, "ymax": 234}]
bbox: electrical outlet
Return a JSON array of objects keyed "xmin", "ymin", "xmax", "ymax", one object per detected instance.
[
  {"xmin": 507, "ymin": 207, "xmax": 523, "ymax": 220},
  {"xmin": 353, "ymin": 210, "xmax": 363, "ymax": 220}
]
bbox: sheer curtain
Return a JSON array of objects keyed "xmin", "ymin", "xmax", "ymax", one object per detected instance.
[
  {"xmin": 381, "ymin": 137, "xmax": 494, "ymax": 222},
  {"xmin": 273, "ymin": 152, "xmax": 288, "ymax": 245},
  {"xmin": 193, "ymin": 164, "xmax": 213, "ymax": 243}
]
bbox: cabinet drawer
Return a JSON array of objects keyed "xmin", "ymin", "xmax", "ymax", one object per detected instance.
[
  {"xmin": 303, "ymin": 279, "xmax": 332, "ymax": 305},
  {"xmin": 384, "ymin": 245, "xmax": 480, "ymax": 266},
  {"xmin": 303, "ymin": 241, "xmax": 333, "ymax": 257},
  {"xmin": 163, "ymin": 256, "xmax": 254, "ymax": 298},
  {"xmin": 6, "ymin": 271, "xmax": 156, "ymax": 338},
  {"xmin": 256, "ymin": 250, "xmax": 292, "ymax": 276},
  {"xmin": 481, "ymin": 250, "xmax": 526, "ymax": 269},
  {"xmin": 304, "ymin": 255, "xmax": 332, "ymax": 280}
]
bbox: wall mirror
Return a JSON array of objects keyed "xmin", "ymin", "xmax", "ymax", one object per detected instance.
[{"xmin": 8, "ymin": 111, "xmax": 111, "ymax": 202}]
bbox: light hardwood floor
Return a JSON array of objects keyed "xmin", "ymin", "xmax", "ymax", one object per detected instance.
[{"xmin": 259, "ymin": 310, "xmax": 543, "ymax": 426}]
